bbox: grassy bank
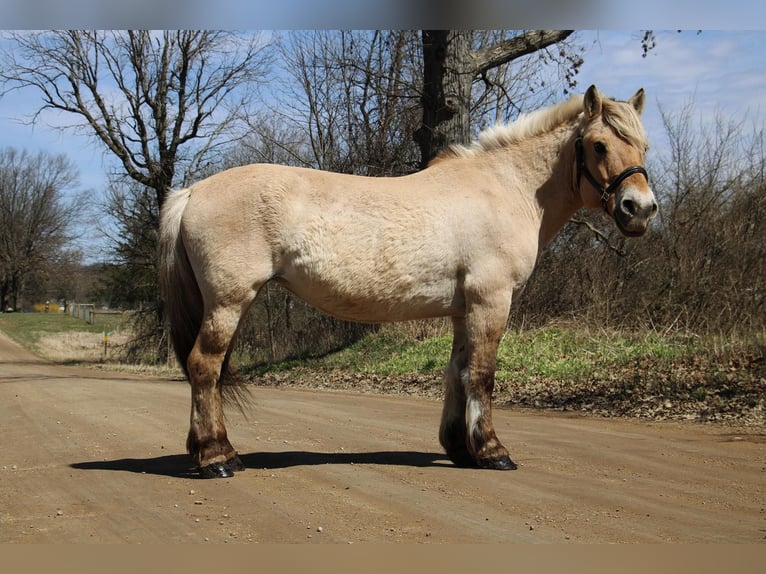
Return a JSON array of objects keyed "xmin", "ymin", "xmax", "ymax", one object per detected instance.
[
  {"xmin": 243, "ymin": 324, "xmax": 765, "ymax": 425},
  {"xmin": 243, "ymin": 324, "xmax": 754, "ymax": 383}
]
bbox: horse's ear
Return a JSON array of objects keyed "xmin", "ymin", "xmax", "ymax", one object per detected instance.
[
  {"xmin": 629, "ymin": 88, "xmax": 646, "ymax": 115},
  {"xmin": 583, "ymin": 85, "xmax": 602, "ymax": 119}
]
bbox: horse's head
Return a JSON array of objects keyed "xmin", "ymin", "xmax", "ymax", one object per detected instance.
[{"xmin": 576, "ymin": 85, "xmax": 658, "ymax": 237}]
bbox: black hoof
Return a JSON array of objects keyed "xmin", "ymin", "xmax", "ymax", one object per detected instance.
[
  {"xmin": 199, "ymin": 462, "xmax": 234, "ymax": 479},
  {"xmin": 477, "ymin": 455, "xmax": 518, "ymax": 470},
  {"xmin": 198, "ymin": 454, "xmax": 245, "ymax": 479}
]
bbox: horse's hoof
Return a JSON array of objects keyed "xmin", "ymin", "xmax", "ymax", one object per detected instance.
[
  {"xmin": 198, "ymin": 453, "xmax": 245, "ymax": 478},
  {"xmin": 199, "ymin": 462, "xmax": 234, "ymax": 479},
  {"xmin": 477, "ymin": 454, "xmax": 518, "ymax": 470}
]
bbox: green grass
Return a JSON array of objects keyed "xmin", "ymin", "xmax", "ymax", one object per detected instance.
[
  {"xmin": 0, "ymin": 312, "xmax": 109, "ymax": 347},
  {"xmin": 335, "ymin": 333, "xmax": 452, "ymax": 376},
  {"xmin": 241, "ymin": 329, "xmax": 431, "ymax": 376},
  {"xmin": 243, "ymin": 324, "xmax": 709, "ymax": 383},
  {"xmin": 494, "ymin": 328, "xmax": 699, "ymax": 383},
  {"xmin": 4, "ymin": 312, "xmax": 760, "ymax": 423}
]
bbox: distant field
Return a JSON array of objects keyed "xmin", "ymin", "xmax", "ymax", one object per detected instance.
[{"xmin": 0, "ymin": 312, "xmax": 127, "ymax": 362}]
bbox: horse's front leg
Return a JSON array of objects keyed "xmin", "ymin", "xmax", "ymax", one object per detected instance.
[
  {"xmin": 186, "ymin": 307, "xmax": 244, "ymax": 478},
  {"xmin": 462, "ymin": 291, "xmax": 517, "ymax": 470}
]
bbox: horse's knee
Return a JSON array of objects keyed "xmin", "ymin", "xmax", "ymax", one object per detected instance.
[{"xmin": 187, "ymin": 341, "xmax": 225, "ymax": 383}]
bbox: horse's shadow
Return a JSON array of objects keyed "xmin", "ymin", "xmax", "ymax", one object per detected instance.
[{"xmin": 70, "ymin": 450, "xmax": 451, "ymax": 479}]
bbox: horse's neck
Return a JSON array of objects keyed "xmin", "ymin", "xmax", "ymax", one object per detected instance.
[{"xmin": 513, "ymin": 123, "xmax": 583, "ymax": 251}]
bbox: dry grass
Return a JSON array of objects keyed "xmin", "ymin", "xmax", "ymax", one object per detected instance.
[{"xmin": 35, "ymin": 330, "xmax": 130, "ymax": 363}]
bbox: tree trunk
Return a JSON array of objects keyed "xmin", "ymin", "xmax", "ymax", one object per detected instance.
[
  {"xmin": 10, "ymin": 273, "xmax": 20, "ymax": 311},
  {"xmin": 414, "ymin": 30, "xmax": 575, "ymax": 169},
  {"xmin": 415, "ymin": 31, "xmax": 473, "ymax": 169}
]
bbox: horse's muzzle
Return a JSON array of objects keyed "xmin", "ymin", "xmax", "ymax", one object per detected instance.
[{"xmin": 613, "ymin": 186, "xmax": 658, "ymax": 237}]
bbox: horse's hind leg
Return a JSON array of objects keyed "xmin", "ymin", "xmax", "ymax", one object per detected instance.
[
  {"xmin": 439, "ymin": 316, "xmax": 474, "ymax": 467},
  {"xmin": 186, "ymin": 303, "xmax": 246, "ymax": 478}
]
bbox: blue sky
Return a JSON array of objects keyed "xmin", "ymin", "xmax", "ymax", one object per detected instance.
[
  {"xmin": 576, "ymin": 30, "xmax": 766, "ymax": 149},
  {"xmin": 1, "ymin": 29, "xmax": 765, "ymax": 259}
]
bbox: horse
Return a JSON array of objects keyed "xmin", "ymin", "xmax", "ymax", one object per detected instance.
[{"xmin": 159, "ymin": 85, "xmax": 658, "ymax": 479}]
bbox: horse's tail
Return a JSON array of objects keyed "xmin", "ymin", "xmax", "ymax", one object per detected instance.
[
  {"xmin": 158, "ymin": 188, "xmax": 200, "ymax": 381},
  {"xmin": 158, "ymin": 188, "xmax": 251, "ymax": 412}
]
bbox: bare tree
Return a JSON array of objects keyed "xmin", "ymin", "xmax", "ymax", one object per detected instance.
[
  {"xmin": 0, "ymin": 30, "xmax": 272, "ymax": 208},
  {"xmin": 655, "ymin": 100, "xmax": 747, "ymax": 230},
  {"xmin": 101, "ymin": 176, "xmax": 160, "ymax": 306},
  {"xmin": 276, "ymin": 30, "xmax": 422, "ymax": 175},
  {"xmin": 228, "ymin": 115, "xmax": 315, "ymax": 171},
  {"xmin": 647, "ymin": 102, "xmax": 764, "ymax": 331},
  {"xmin": 0, "ymin": 147, "xmax": 79, "ymax": 311}
]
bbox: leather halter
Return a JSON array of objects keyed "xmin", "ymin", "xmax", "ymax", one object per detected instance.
[{"xmin": 575, "ymin": 134, "xmax": 649, "ymax": 213}]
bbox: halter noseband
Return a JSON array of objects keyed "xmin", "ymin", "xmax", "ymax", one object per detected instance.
[{"xmin": 575, "ymin": 134, "xmax": 649, "ymax": 213}]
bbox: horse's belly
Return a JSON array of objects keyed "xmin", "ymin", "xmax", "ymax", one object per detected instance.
[
  {"xmin": 276, "ymin": 263, "xmax": 461, "ymax": 323},
  {"xmin": 273, "ymin": 200, "xmax": 467, "ymax": 322}
]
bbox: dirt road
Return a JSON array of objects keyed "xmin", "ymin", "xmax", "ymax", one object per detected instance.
[{"xmin": 0, "ymin": 330, "xmax": 763, "ymax": 543}]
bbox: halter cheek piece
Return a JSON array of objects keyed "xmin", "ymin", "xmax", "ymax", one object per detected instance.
[{"xmin": 575, "ymin": 134, "xmax": 649, "ymax": 213}]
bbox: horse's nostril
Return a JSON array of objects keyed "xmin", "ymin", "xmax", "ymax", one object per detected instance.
[
  {"xmin": 651, "ymin": 201, "xmax": 659, "ymax": 216},
  {"xmin": 621, "ymin": 198, "xmax": 636, "ymax": 216}
]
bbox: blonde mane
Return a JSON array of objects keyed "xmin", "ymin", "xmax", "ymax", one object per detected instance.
[{"xmin": 433, "ymin": 92, "xmax": 647, "ymax": 162}]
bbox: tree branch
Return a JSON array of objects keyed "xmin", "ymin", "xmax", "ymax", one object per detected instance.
[
  {"xmin": 470, "ymin": 30, "xmax": 575, "ymax": 75},
  {"xmin": 570, "ymin": 217, "xmax": 626, "ymax": 257}
]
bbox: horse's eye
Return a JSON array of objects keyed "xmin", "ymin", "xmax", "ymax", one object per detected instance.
[{"xmin": 594, "ymin": 141, "xmax": 607, "ymax": 155}]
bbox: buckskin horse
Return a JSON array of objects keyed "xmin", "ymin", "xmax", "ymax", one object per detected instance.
[{"xmin": 159, "ymin": 85, "xmax": 658, "ymax": 478}]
